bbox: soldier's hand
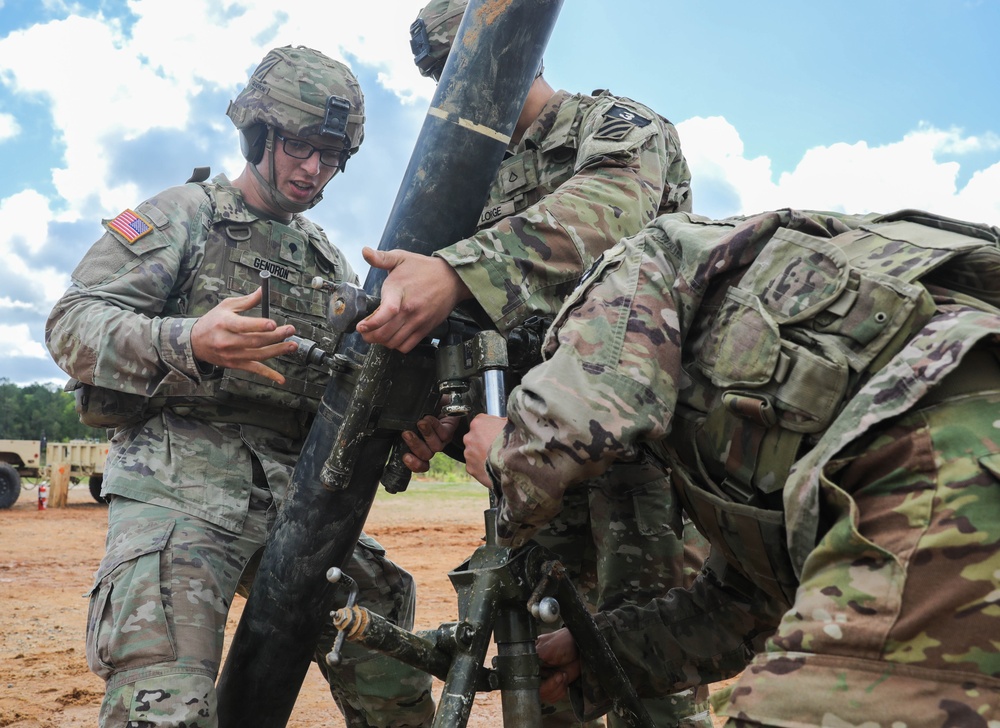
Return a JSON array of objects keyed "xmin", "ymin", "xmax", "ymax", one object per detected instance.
[
  {"xmin": 191, "ymin": 287, "xmax": 297, "ymax": 385},
  {"xmin": 536, "ymin": 628, "xmax": 581, "ymax": 704},
  {"xmin": 356, "ymin": 247, "xmax": 472, "ymax": 353},
  {"xmin": 401, "ymin": 415, "xmax": 463, "ymax": 473},
  {"xmin": 463, "ymin": 414, "xmax": 507, "ymax": 487}
]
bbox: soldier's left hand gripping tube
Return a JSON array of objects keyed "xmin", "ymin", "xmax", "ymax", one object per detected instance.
[{"xmin": 215, "ymin": 2, "xmax": 565, "ymax": 726}]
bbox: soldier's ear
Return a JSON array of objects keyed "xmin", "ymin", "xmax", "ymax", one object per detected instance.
[{"xmin": 240, "ymin": 123, "xmax": 268, "ymax": 165}]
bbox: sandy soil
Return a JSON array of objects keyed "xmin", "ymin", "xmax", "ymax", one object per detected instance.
[{"xmin": 1, "ymin": 479, "xmax": 727, "ymax": 727}]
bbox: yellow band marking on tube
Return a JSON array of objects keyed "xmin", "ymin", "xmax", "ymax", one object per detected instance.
[{"xmin": 428, "ymin": 106, "xmax": 510, "ymax": 144}]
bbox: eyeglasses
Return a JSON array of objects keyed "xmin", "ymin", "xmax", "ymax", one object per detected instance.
[{"xmin": 274, "ymin": 132, "xmax": 343, "ymax": 168}]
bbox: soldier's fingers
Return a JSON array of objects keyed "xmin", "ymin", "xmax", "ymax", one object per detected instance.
[
  {"xmin": 356, "ymin": 302, "xmax": 401, "ymax": 338},
  {"xmin": 538, "ymin": 671, "xmax": 568, "ymax": 705},
  {"xmin": 401, "ymin": 429, "xmax": 436, "ymax": 461},
  {"xmin": 401, "ymin": 451, "xmax": 431, "ymax": 474},
  {"xmin": 361, "ymin": 316, "xmax": 421, "ymax": 354},
  {"xmin": 209, "ymin": 337, "xmax": 296, "ymax": 371},
  {"xmin": 416, "ymin": 419, "xmax": 449, "ymax": 452},
  {"xmin": 464, "ymin": 456, "xmax": 490, "ymax": 488},
  {"xmin": 221, "ymin": 286, "xmax": 263, "ymax": 313},
  {"xmin": 399, "ymin": 328, "xmax": 428, "ymax": 354},
  {"xmin": 536, "ymin": 629, "xmax": 578, "ymax": 665},
  {"xmin": 225, "ymin": 314, "xmax": 292, "ymax": 337},
  {"xmin": 361, "ymin": 246, "xmax": 400, "ymax": 271},
  {"xmin": 433, "ymin": 416, "xmax": 463, "ymax": 443},
  {"xmin": 233, "ymin": 359, "xmax": 286, "ymax": 385},
  {"xmin": 246, "ymin": 326, "xmax": 296, "ymax": 347},
  {"xmin": 249, "ymin": 339, "xmax": 299, "ymax": 362}
]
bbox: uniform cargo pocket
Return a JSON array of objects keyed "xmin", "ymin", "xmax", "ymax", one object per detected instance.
[{"xmin": 86, "ymin": 520, "xmax": 176, "ymax": 679}]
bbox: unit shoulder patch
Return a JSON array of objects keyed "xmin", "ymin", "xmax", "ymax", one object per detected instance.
[
  {"xmin": 106, "ymin": 209, "xmax": 153, "ymax": 244},
  {"xmin": 594, "ymin": 104, "xmax": 653, "ymax": 141}
]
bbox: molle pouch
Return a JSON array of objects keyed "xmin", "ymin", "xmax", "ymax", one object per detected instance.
[
  {"xmin": 752, "ymin": 224, "xmax": 936, "ymax": 372},
  {"xmin": 740, "ymin": 228, "xmax": 849, "ymax": 324},
  {"xmin": 925, "ymin": 245, "xmax": 1000, "ymax": 310},
  {"xmin": 697, "ymin": 286, "xmax": 781, "ymax": 389},
  {"xmin": 698, "ymin": 285, "xmax": 850, "ymax": 433},
  {"xmin": 671, "ymin": 457, "xmax": 799, "ymax": 606},
  {"xmin": 68, "ymin": 379, "xmax": 151, "ymax": 428}
]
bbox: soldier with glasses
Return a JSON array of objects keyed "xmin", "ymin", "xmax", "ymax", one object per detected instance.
[{"xmin": 47, "ymin": 46, "xmax": 434, "ymax": 728}]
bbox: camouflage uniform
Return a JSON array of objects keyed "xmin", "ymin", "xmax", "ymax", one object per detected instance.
[
  {"xmin": 486, "ymin": 208, "xmax": 1000, "ymax": 726},
  {"xmin": 436, "ymin": 86, "xmax": 709, "ymax": 727},
  {"xmin": 46, "ymin": 174, "xmax": 434, "ymax": 727},
  {"xmin": 437, "ymin": 88, "xmax": 691, "ymax": 334}
]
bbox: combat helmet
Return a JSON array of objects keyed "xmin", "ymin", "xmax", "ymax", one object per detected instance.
[
  {"xmin": 410, "ymin": 0, "xmax": 468, "ymax": 80},
  {"xmin": 227, "ymin": 45, "xmax": 365, "ymax": 213}
]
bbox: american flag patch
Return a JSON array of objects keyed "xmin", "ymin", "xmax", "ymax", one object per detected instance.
[{"xmin": 107, "ymin": 209, "xmax": 152, "ymax": 243}]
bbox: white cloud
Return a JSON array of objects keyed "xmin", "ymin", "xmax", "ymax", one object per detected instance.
[
  {"xmin": 0, "ymin": 189, "xmax": 53, "ymax": 257},
  {"xmin": 678, "ymin": 117, "xmax": 1000, "ymax": 225},
  {"xmin": 0, "ymin": 190, "xmax": 70, "ymax": 307},
  {"xmin": 949, "ymin": 162, "xmax": 1000, "ymax": 225},
  {"xmin": 121, "ymin": 0, "xmax": 430, "ymax": 100},
  {"xmin": 0, "ymin": 0, "xmax": 431, "ymax": 225},
  {"xmin": 0, "ymin": 15, "xmax": 192, "ymax": 218},
  {"xmin": 0, "ymin": 111, "xmax": 19, "ymax": 141},
  {"xmin": 0, "ymin": 324, "xmax": 49, "ymax": 359},
  {"xmin": 676, "ymin": 116, "xmax": 778, "ymax": 216}
]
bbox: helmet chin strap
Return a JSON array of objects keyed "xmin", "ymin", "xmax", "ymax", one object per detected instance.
[{"xmin": 250, "ymin": 128, "xmax": 328, "ymax": 215}]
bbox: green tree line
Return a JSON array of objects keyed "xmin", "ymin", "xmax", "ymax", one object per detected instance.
[
  {"xmin": 0, "ymin": 379, "xmax": 101, "ymax": 441},
  {"xmin": 0, "ymin": 378, "xmax": 475, "ymax": 479}
]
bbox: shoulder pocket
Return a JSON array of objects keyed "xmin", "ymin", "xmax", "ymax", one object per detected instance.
[
  {"xmin": 576, "ymin": 99, "xmax": 660, "ymax": 169},
  {"xmin": 74, "ymin": 207, "xmax": 173, "ymax": 287},
  {"xmin": 542, "ymin": 240, "xmax": 630, "ymax": 360}
]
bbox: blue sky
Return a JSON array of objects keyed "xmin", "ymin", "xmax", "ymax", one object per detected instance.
[{"xmin": 1, "ymin": 0, "xmax": 998, "ymax": 387}]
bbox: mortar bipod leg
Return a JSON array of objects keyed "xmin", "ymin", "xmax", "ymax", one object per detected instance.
[{"xmin": 434, "ymin": 549, "xmax": 501, "ymax": 728}]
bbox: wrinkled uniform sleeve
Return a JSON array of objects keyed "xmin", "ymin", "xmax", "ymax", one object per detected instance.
[
  {"xmin": 438, "ymin": 94, "xmax": 685, "ymax": 333},
  {"xmin": 487, "ymin": 227, "xmax": 683, "ymax": 547},
  {"xmin": 46, "ymin": 188, "xmax": 209, "ymax": 394},
  {"xmin": 571, "ymin": 551, "xmax": 784, "ymax": 719}
]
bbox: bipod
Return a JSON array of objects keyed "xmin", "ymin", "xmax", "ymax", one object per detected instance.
[
  {"xmin": 327, "ymin": 502, "xmax": 654, "ymax": 728},
  {"xmin": 327, "ymin": 326, "xmax": 652, "ymax": 726}
]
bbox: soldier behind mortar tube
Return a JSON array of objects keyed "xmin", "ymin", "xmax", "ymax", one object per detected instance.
[
  {"xmin": 360, "ymin": 1, "xmax": 713, "ymax": 726},
  {"xmin": 45, "ymin": 45, "xmax": 435, "ymax": 728}
]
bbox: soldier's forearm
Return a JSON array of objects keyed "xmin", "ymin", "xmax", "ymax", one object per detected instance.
[{"xmin": 47, "ymin": 289, "xmax": 178, "ymax": 394}]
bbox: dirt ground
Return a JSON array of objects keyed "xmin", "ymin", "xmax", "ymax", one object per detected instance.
[{"xmin": 1, "ymin": 479, "xmax": 727, "ymax": 727}]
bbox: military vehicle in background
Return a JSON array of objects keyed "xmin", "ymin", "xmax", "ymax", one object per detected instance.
[{"xmin": 0, "ymin": 438, "xmax": 109, "ymax": 508}]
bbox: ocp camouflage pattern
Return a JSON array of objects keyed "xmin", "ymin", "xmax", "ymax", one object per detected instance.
[
  {"xmin": 438, "ymin": 84, "xmax": 705, "ymax": 725},
  {"xmin": 47, "ymin": 175, "xmax": 353, "ymax": 529},
  {"xmin": 436, "ymin": 88, "xmax": 692, "ymax": 333},
  {"xmin": 47, "ymin": 174, "xmax": 434, "ymax": 727},
  {"xmin": 486, "ymin": 208, "xmax": 1000, "ymax": 725}
]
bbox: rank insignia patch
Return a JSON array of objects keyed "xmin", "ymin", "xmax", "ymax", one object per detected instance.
[
  {"xmin": 107, "ymin": 209, "xmax": 152, "ymax": 244},
  {"xmin": 595, "ymin": 104, "xmax": 652, "ymax": 141}
]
